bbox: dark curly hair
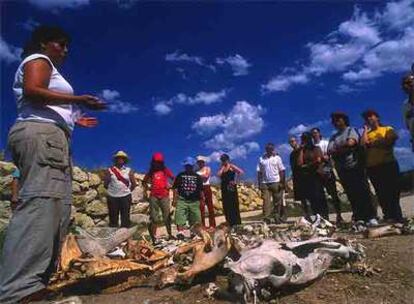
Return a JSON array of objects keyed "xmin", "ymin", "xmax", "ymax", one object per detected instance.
[
  {"xmin": 22, "ymin": 25, "xmax": 71, "ymax": 58},
  {"xmin": 330, "ymin": 111, "xmax": 350, "ymax": 127}
]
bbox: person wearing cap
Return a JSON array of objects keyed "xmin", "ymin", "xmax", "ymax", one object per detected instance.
[
  {"xmin": 104, "ymin": 151, "xmax": 137, "ymax": 228},
  {"xmin": 143, "ymin": 152, "xmax": 175, "ymax": 243},
  {"xmin": 257, "ymin": 143, "xmax": 286, "ymax": 224},
  {"xmin": 196, "ymin": 155, "xmax": 216, "ymax": 229},
  {"xmin": 172, "ymin": 157, "xmax": 204, "ymax": 234},
  {"xmin": 361, "ymin": 110, "xmax": 403, "ymax": 223},
  {"xmin": 218, "ymin": 154, "xmax": 244, "ymax": 226},
  {"xmin": 402, "ymin": 73, "xmax": 414, "ymax": 151},
  {"xmin": 328, "ymin": 112, "xmax": 378, "ymax": 228}
]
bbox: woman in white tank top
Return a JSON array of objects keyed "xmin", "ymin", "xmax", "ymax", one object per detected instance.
[{"xmin": 0, "ymin": 26, "xmax": 106, "ymax": 304}]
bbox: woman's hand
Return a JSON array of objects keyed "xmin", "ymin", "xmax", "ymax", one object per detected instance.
[
  {"xmin": 76, "ymin": 116, "xmax": 98, "ymax": 128},
  {"xmin": 77, "ymin": 95, "xmax": 107, "ymax": 110}
]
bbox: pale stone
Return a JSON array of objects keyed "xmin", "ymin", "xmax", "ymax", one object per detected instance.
[
  {"xmin": 0, "ymin": 161, "xmax": 16, "ymax": 175},
  {"xmin": 131, "ymin": 202, "xmax": 150, "ymax": 214},
  {"xmin": 85, "ymin": 200, "xmax": 107, "ymax": 217},
  {"xmin": 131, "ymin": 186, "xmax": 144, "ymax": 204},
  {"xmin": 88, "ymin": 173, "xmax": 101, "ymax": 187},
  {"xmin": 72, "ymin": 181, "xmax": 81, "ymax": 193},
  {"xmin": 130, "ymin": 214, "xmax": 150, "ymax": 225},
  {"xmin": 72, "ymin": 166, "xmax": 88, "ymax": 183},
  {"xmin": 73, "ymin": 189, "xmax": 98, "ymax": 208},
  {"xmin": 73, "ymin": 213, "xmax": 95, "ymax": 229},
  {"xmin": 79, "ymin": 181, "xmax": 90, "ymax": 191}
]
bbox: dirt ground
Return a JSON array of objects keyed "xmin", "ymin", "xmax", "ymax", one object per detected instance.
[
  {"xmin": 34, "ymin": 195, "xmax": 413, "ymax": 304},
  {"xmin": 47, "ymin": 233, "xmax": 411, "ymax": 304}
]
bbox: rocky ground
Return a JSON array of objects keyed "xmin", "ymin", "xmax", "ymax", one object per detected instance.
[
  {"xmin": 1, "ymin": 161, "xmax": 413, "ymax": 304},
  {"xmin": 71, "ymin": 234, "xmax": 414, "ymax": 304}
]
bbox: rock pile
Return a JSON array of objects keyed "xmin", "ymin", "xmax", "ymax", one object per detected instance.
[{"xmin": 0, "ymin": 162, "xmax": 268, "ymax": 231}]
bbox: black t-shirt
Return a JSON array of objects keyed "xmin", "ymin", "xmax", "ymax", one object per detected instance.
[{"xmin": 172, "ymin": 171, "xmax": 203, "ymax": 201}]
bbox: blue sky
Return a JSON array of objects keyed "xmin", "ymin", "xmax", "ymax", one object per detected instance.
[{"xmin": 1, "ymin": 0, "xmax": 413, "ymax": 179}]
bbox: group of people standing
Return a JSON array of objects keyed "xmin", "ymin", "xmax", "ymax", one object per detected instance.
[
  {"xmin": 102, "ymin": 149, "xmax": 245, "ymax": 243},
  {"xmin": 289, "ymin": 110, "xmax": 404, "ymax": 230},
  {"xmin": 0, "ymin": 24, "xmax": 411, "ymax": 304}
]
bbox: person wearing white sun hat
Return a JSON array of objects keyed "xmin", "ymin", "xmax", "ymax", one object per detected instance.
[{"xmin": 104, "ymin": 150, "xmax": 137, "ymax": 228}]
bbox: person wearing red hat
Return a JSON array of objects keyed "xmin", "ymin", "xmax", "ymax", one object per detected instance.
[{"xmin": 143, "ymin": 152, "xmax": 175, "ymax": 243}]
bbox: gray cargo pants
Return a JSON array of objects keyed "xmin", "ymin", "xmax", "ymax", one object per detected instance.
[
  {"xmin": 0, "ymin": 121, "xmax": 72, "ymax": 304},
  {"xmin": 261, "ymin": 182, "xmax": 284, "ymax": 222}
]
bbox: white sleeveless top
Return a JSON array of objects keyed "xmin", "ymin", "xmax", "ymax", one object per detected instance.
[
  {"xmin": 107, "ymin": 166, "xmax": 132, "ymax": 198},
  {"xmin": 13, "ymin": 53, "xmax": 81, "ymax": 133},
  {"xmin": 197, "ymin": 166, "xmax": 211, "ymax": 186}
]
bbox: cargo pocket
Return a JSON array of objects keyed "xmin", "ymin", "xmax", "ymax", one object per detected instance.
[{"xmin": 38, "ymin": 136, "xmax": 70, "ymax": 170}]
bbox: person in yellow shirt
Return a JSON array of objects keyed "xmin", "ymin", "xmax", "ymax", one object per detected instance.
[{"xmin": 361, "ymin": 110, "xmax": 403, "ymax": 223}]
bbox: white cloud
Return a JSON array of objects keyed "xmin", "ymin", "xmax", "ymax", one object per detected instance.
[
  {"xmin": 343, "ymin": 27, "xmax": 414, "ymax": 81},
  {"xmin": 186, "ymin": 90, "xmax": 228, "ymax": 105},
  {"xmin": 288, "ymin": 120, "xmax": 329, "ymax": 136},
  {"xmin": 216, "ymin": 54, "xmax": 251, "ymax": 76},
  {"xmin": 19, "ymin": 18, "xmax": 40, "ymax": 31},
  {"xmin": 153, "ymin": 89, "xmax": 228, "ymax": 115},
  {"xmin": 192, "ymin": 114, "xmax": 226, "ymax": 134},
  {"xmin": 193, "ymin": 100, "xmax": 264, "ymax": 161},
  {"xmin": 100, "ymin": 89, "xmax": 138, "ymax": 114},
  {"xmin": 276, "ymin": 143, "xmax": 292, "ymax": 156},
  {"xmin": 0, "ymin": 37, "xmax": 22, "ymax": 64},
  {"xmin": 336, "ymin": 84, "xmax": 360, "ymax": 94},
  {"xmin": 397, "ymin": 128, "xmax": 410, "ymax": 139},
  {"xmin": 394, "ymin": 146, "xmax": 414, "ymax": 170},
  {"xmin": 381, "ymin": 0, "xmax": 414, "ymax": 30},
  {"xmin": 28, "ymin": 0, "xmax": 90, "ymax": 10},
  {"xmin": 262, "ymin": 0, "xmax": 414, "ymax": 93},
  {"xmin": 153, "ymin": 102, "xmax": 172, "ymax": 116},
  {"xmin": 165, "ymin": 50, "xmax": 205, "ymax": 66},
  {"xmin": 207, "ymin": 142, "xmax": 260, "ymax": 162},
  {"xmin": 116, "ymin": 0, "xmax": 139, "ymax": 9},
  {"xmin": 262, "ymin": 73, "xmax": 309, "ymax": 93}
]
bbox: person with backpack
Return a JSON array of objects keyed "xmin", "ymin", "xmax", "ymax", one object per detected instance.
[
  {"xmin": 361, "ymin": 110, "xmax": 403, "ymax": 223},
  {"xmin": 104, "ymin": 151, "xmax": 137, "ymax": 228},
  {"xmin": 143, "ymin": 152, "xmax": 175, "ymax": 243},
  {"xmin": 327, "ymin": 112, "xmax": 377, "ymax": 229}
]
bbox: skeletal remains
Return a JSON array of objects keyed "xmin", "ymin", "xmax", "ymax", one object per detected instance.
[{"xmin": 47, "ymin": 216, "xmax": 413, "ymax": 302}]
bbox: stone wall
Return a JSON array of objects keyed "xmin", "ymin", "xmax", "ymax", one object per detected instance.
[{"xmin": 0, "ymin": 162, "xmax": 270, "ymax": 230}]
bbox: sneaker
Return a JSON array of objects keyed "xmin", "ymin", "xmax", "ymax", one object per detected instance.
[{"xmin": 366, "ymin": 218, "xmax": 379, "ymax": 227}]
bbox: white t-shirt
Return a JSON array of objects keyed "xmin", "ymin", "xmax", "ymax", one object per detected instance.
[
  {"xmin": 107, "ymin": 166, "xmax": 132, "ymax": 198},
  {"xmin": 13, "ymin": 53, "xmax": 81, "ymax": 132},
  {"xmin": 257, "ymin": 154, "xmax": 286, "ymax": 184},
  {"xmin": 314, "ymin": 139, "xmax": 329, "ymax": 155}
]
